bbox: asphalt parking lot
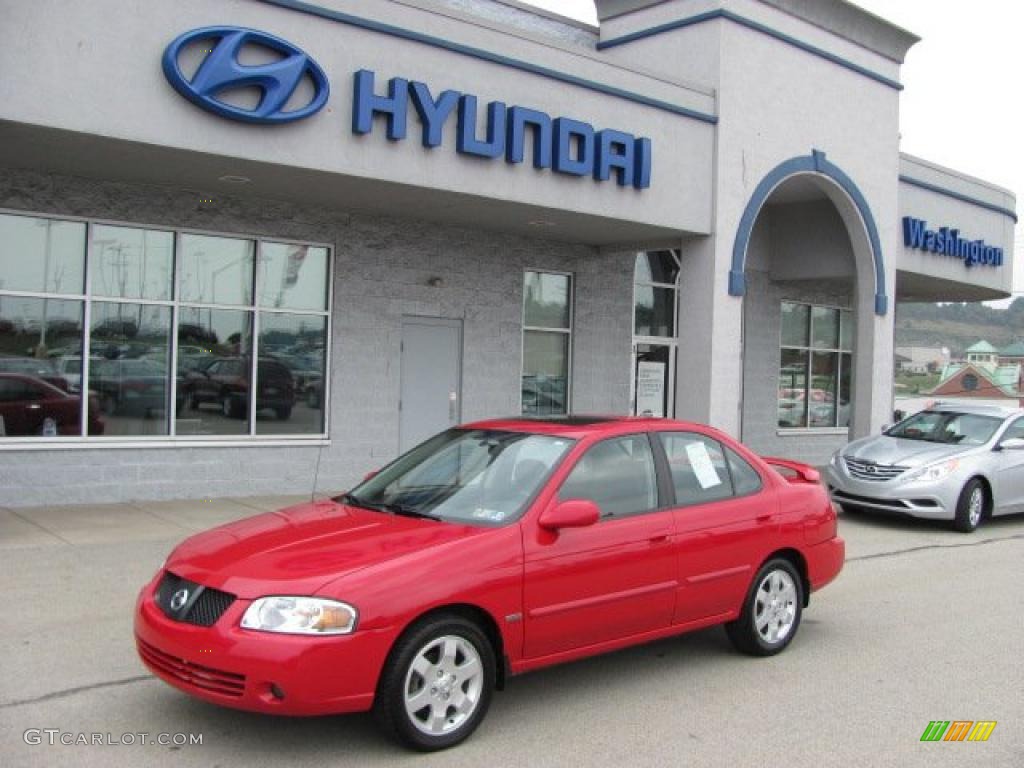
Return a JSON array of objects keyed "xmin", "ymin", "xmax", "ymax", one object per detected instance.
[{"xmin": 1, "ymin": 498, "xmax": 1021, "ymax": 768}]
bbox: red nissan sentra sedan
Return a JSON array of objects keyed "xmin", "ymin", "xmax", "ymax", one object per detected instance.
[{"xmin": 135, "ymin": 416, "xmax": 844, "ymax": 750}]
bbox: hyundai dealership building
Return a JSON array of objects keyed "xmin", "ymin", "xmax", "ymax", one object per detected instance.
[{"xmin": 0, "ymin": 0, "xmax": 1015, "ymax": 505}]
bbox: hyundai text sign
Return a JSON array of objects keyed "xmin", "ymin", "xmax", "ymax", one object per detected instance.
[
  {"xmin": 162, "ymin": 27, "xmax": 652, "ymax": 189},
  {"xmin": 352, "ymin": 70, "xmax": 652, "ymax": 189},
  {"xmin": 903, "ymin": 217, "xmax": 1004, "ymax": 268},
  {"xmin": 162, "ymin": 27, "xmax": 330, "ymax": 124}
]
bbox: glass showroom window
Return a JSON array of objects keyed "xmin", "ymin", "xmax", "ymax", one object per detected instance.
[
  {"xmin": 778, "ymin": 302, "xmax": 853, "ymax": 429},
  {"xmin": 522, "ymin": 271, "xmax": 572, "ymax": 416},
  {"xmin": 0, "ymin": 210, "xmax": 331, "ymax": 442}
]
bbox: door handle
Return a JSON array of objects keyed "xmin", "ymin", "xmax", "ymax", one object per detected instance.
[{"xmin": 649, "ymin": 534, "xmax": 670, "ymax": 544}]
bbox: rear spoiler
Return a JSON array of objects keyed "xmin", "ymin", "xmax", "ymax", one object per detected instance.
[{"xmin": 762, "ymin": 457, "xmax": 820, "ymax": 484}]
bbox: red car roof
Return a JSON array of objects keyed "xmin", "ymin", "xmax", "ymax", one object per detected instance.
[{"xmin": 460, "ymin": 415, "xmax": 713, "ymax": 439}]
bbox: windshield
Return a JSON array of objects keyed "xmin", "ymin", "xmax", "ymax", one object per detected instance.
[
  {"xmin": 343, "ymin": 429, "xmax": 574, "ymax": 525},
  {"xmin": 885, "ymin": 410, "xmax": 1002, "ymax": 445}
]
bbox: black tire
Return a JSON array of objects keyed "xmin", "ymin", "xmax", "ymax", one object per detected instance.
[
  {"xmin": 373, "ymin": 615, "xmax": 496, "ymax": 752},
  {"xmin": 726, "ymin": 558, "xmax": 804, "ymax": 657},
  {"xmin": 952, "ymin": 478, "xmax": 986, "ymax": 533},
  {"xmin": 275, "ymin": 405, "xmax": 292, "ymax": 420},
  {"xmin": 221, "ymin": 393, "xmax": 244, "ymax": 419}
]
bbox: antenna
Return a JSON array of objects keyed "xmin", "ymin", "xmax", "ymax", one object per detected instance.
[{"xmin": 310, "ymin": 441, "xmax": 326, "ymax": 503}]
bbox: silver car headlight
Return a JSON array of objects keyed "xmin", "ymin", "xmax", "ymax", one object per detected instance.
[
  {"xmin": 830, "ymin": 451, "xmax": 841, "ymax": 467},
  {"xmin": 241, "ymin": 597, "xmax": 357, "ymax": 635},
  {"xmin": 903, "ymin": 458, "xmax": 959, "ymax": 484}
]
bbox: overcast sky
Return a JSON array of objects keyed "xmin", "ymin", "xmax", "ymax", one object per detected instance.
[{"xmin": 521, "ymin": 0, "xmax": 1022, "ymax": 299}]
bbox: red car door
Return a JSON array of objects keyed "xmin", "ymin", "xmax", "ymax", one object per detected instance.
[
  {"xmin": 522, "ymin": 433, "xmax": 677, "ymax": 659},
  {"xmin": 654, "ymin": 430, "xmax": 778, "ymax": 625}
]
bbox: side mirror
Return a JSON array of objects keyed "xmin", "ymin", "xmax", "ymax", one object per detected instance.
[
  {"xmin": 539, "ymin": 499, "xmax": 600, "ymax": 531},
  {"xmin": 998, "ymin": 437, "xmax": 1024, "ymax": 451}
]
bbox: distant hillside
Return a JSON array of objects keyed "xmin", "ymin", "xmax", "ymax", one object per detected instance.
[{"xmin": 895, "ymin": 299, "xmax": 1024, "ymax": 357}]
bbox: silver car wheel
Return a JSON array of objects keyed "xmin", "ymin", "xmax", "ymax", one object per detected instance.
[
  {"xmin": 403, "ymin": 635, "xmax": 484, "ymax": 737},
  {"xmin": 968, "ymin": 486, "xmax": 984, "ymax": 528},
  {"xmin": 754, "ymin": 569, "xmax": 798, "ymax": 644}
]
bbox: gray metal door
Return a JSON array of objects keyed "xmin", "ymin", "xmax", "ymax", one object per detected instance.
[{"xmin": 399, "ymin": 316, "xmax": 463, "ymax": 452}]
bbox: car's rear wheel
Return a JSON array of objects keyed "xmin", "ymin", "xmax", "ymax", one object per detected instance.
[
  {"xmin": 374, "ymin": 615, "xmax": 495, "ymax": 751},
  {"xmin": 221, "ymin": 394, "xmax": 244, "ymax": 419},
  {"xmin": 953, "ymin": 478, "xmax": 986, "ymax": 533},
  {"xmin": 726, "ymin": 558, "xmax": 803, "ymax": 656}
]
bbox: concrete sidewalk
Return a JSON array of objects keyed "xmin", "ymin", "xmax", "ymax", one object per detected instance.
[{"xmin": 0, "ymin": 494, "xmax": 325, "ymax": 550}]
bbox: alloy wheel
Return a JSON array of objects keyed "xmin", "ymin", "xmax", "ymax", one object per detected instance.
[
  {"xmin": 402, "ymin": 635, "xmax": 484, "ymax": 737},
  {"xmin": 968, "ymin": 486, "xmax": 984, "ymax": 528},
  {"xmin": 754, "ymin": 569, "xmax": 798, "ymax": 644}
]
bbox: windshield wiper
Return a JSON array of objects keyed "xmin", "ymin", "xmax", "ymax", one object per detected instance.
[
  {"xmin": 379, "ymin": 502, "xmax": 442, "ymax": 521},
  {"xmin": 338, "ymin": 493, "xmax": 440, "ymax": 520},
  {"xmin": 337, "ymin": 493, "xmax": 392, "ymax": 513}
]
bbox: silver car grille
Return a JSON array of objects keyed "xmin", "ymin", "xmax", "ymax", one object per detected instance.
[{"xmin": 843, "ymin": 457, "xmax": 908, "ymax": 481}]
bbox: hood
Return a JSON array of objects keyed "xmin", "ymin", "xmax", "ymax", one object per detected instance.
[
  {"xmin": 164, "ymin": 500, "xmax": 489, "ymax": 598},
  {"xmin": 842, "ymin": 435, "xmax": 975, "ymax": 468}
]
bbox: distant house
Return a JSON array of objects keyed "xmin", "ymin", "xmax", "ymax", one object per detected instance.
[
  {"xmin": 929, "ymin": 341, "xmax": 1023, "ymax": 405},
  {"xmin": 894, "ymin": 345, "xmax": 949, "ymax": 374},
  {"xmin": 998, "ymin": 340, "xmax": 1024, "ymax": 364}
]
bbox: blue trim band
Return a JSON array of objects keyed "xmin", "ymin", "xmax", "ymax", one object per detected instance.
[
  {"xmin": 598, "ymin": 10, "xmax": 903, "ymax": 91},
  {"xmin": 254, "ymin": 0, "xmax": 718, "ymax": 124},
  {"xmin": 899, "ymin": 175, "xmax": 1018, "ymax": 223},
  {"xmin": 729, "ymin": 150, "xmax": 888, "ymax": 316}
]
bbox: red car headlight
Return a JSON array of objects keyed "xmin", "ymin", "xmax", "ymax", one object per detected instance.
[{"xmin": 240, "ymin": 597, "xmax": 358, "ymax": 635}]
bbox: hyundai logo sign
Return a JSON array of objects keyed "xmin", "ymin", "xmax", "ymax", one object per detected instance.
[{"xmin": 162, "ymin": 26, "xmax": 329, "ymax": 124}]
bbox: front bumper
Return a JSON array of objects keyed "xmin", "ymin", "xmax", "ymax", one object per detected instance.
[
  {"xmin": 134, "ymin": 576, "xmax": 393, "ymax": 715},
  {"xmin": 824, "ymin": 464, "xmax": 957, "ymax": 520}
]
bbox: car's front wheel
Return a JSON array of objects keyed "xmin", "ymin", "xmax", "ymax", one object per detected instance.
[
  {"xmin": 726, "ymin": 558, "xmax": 804, "ymax": 656},
  {"xmin": 374, "ymin": 615, "xmax": 495, "ymax": 751},
  {"xmin": 953, "ymin": 478, "xmax": 986, "ymax": 533}
]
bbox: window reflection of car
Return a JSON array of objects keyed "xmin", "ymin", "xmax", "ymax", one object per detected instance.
[
  {"xmin": 0, "ymin": 356, "xmax": 71, "ymax": 392},
  {"xmin": 181, "ymin": 357, "xmax": 295, "ymax": 420},
  {"xmin": 91, "ymin": 359, "xmax": 171, "ymax": 416},
  {"xmin": 521, "ymin": 376, "xmax": 567, "ymax": 415},
  {"xmin": 53, "ymin": 355, "xmax": 105, "ymax": 394},
  {"xmin": 304, "ymin": 378, "xmax": 324, "ymax": 409},
  {"xmin": 0, "ymin": 373, "xmax": 104, "ymax": 436},
  {"xmin": 276, "ymin": 354, "xmax": 323, "ymax": 395}
]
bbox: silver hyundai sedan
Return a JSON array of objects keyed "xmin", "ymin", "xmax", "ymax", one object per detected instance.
[{"xmin": 825, "ymin": 403, "xmax": 1024, "ymax": 532}]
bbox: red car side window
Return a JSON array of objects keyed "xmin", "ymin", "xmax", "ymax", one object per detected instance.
[
  {"xmin": 557, "ymin": 434, "xmax": 658, "ymax": 518},
  {"xmin": 658, "ymin": 432, "xmax": 735, "ymax": 506}
]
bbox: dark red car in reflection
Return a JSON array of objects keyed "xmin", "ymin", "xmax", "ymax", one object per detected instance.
[
  {"xmin": 135, "ymin": 417, "xmax": 843, "ymax": 751},
  {"xmin": 0, "ymin": 373, "xmax": 104, "ymax": 436}
]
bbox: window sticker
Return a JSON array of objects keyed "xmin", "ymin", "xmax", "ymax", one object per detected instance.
[{"xmin": 685, "ymin": 441, "xmax": 722, "ymax": 489}]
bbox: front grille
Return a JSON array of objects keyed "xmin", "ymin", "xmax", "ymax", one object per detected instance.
[
  {"xmin": 137, "ymin": 637, "xmax": 246, "ymax": 697},
  {"xmin": 832, "ymin": 489, "xmax": 911, "ymax": 510},
  {"xmin": 843, "ymin": 457, "xmax": 908, "ymax": 481},
  {"xmin": 155, "ymin": 571, "xmax": 236, "ymax": 627}
]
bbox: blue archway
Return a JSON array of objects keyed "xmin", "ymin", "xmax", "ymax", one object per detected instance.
[{"xmin": 728, "ymin": 150, "xmax": 887, "ymax": 315}]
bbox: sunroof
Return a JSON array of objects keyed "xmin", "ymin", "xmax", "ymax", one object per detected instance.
[{"xmin": 516, "ymin": 415, "xmax": 618, "ymax": 426}]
